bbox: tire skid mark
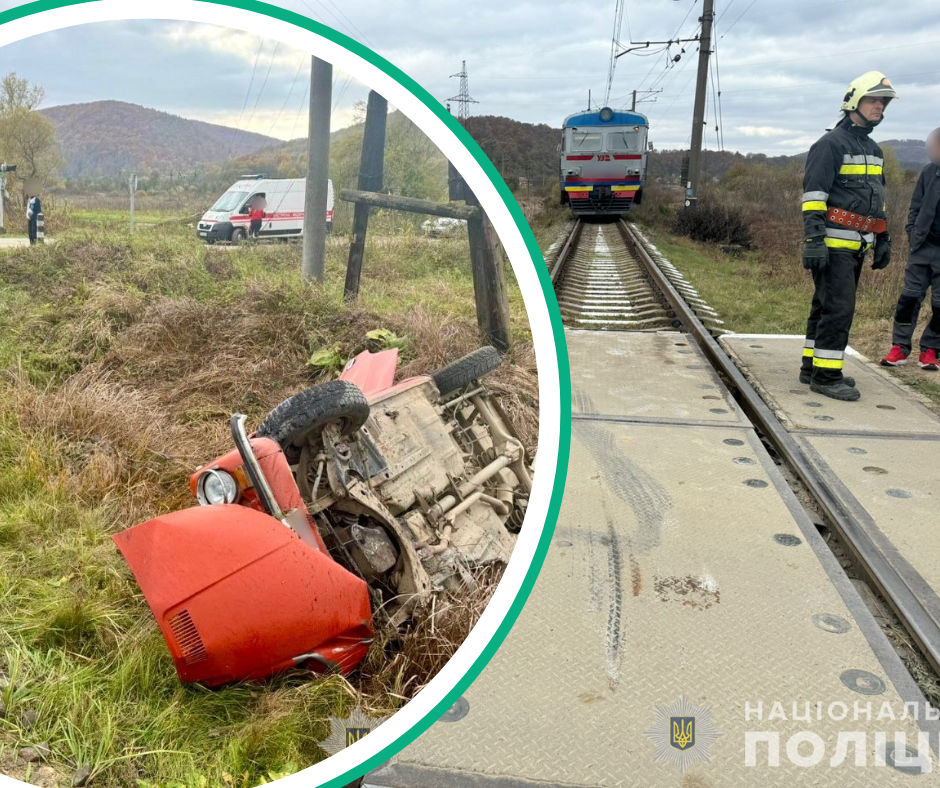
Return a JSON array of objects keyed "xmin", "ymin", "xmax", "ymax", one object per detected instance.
[{"xmin": 573, "ymin": 387, "xmax": 674, "ymax": 553}]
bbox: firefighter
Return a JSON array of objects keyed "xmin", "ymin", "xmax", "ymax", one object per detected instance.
[
  {"xmin": 880, "ymin": 128, "xmax": 940, "ymax": 372},
  {"xmin": 800, "ymin": 71, "xmax": 897, "ymax": 401}
]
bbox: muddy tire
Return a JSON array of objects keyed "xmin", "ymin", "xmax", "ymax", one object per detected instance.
[
  {"xmin": 231, "ymin": 227, "xmax": 247, "ymax": 245},
  {"xmin": 257, "ymin": 380, "xmax": 370, "ymax": 451},
  {"xmin": 432, "ymin": 346, "xmax": 502, "ymax": 397}
]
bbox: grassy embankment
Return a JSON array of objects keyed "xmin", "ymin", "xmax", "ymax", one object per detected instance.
[{"xmin": 0, "ymin": 206, "xmax": 537, "ymax": 788}]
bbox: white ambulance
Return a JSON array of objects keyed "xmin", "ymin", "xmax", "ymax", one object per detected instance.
[{"xmin": 197, "ymin": 176, "xmax": 334, "ymax": 244}]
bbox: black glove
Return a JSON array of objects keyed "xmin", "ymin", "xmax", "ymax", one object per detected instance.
[
  {"xmin": 873, "ymin": 233, "xmax": 891, "ymax": 270},
  {"xmin": 802, "ymin": 238, "xmax": 829, "ymax": 273}
]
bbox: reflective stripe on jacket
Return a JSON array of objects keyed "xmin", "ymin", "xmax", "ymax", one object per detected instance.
[{"xmin": 801, "ymin": 117, "xmax": 887, "ymax": 251}]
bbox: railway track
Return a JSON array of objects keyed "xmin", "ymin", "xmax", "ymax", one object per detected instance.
[{"xmin": 553, "ymin": 216, "xmax": 940, "ymax": 678}]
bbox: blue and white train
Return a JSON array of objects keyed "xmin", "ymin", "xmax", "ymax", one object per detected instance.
[{"xmin": 559, "ymin": 106, "xmax": 650, "ymax": 216}]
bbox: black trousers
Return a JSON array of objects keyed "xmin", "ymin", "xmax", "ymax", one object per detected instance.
[
  {"xmin": 28, "ymin": 218, "xmax": 37, "ymax": 244},
  {"xmin": 801, "ymin": 248, "xmax": 865, "ymax": 384},
  {"xmin": 249, "ymin": 219, "xmax": 262, "ymax": 238},
  {"xmin": 891, "ymin": 238, "xmax": 940, "ymax": 353}
]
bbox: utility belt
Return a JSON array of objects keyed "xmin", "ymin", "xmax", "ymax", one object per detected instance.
[{"xmin": 826, "ymin": 208, "xmax": 886, "ymax": 235}]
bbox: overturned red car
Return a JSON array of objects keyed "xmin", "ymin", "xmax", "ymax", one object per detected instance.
[{"xmin": 113, "ymin": 346, "xmax": 532, "ymax": 686}]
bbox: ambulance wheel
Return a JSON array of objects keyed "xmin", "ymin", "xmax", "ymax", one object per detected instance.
[
  {"xmin": 432, "ymin": 346, "xmax": 503, "ymax": 397},
  {"xmin": 231, "ymin": 227, "xmax": 247, "ymax": 245},
  {"xmin": 257, "ymin": 380, "xmax": 370, "ymax": 456}
]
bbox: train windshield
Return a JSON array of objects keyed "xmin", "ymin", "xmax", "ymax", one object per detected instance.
[
  {"xmin": 570, "ymin": 131, "xmax": 603, "ymax": 152},
  {"xmin": 607, "ymin": 130, "xmax": 641, "ymax": 151}
]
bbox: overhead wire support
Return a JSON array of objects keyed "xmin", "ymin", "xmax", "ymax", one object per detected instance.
[
  {"xmin": 615, "ymin": 36, "xmax": 700, "ymax": 59},
  {"xmin": 447, "ymin": 61, "xmax": 479, "ymax": 123}
]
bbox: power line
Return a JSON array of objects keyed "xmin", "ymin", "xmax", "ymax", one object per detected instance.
[
  {"xmin": 239, "ymin": 41, "xmax": 281, "ymax": 143},
  {"xmin": 713, "ymin": 15, "xmax": 725, "ymax": 150},
  {"xmin": 709, "ymin": 56, "xmax": 720, "ymax": 150},
  {"xmin": 264, "ymin": 52, "xmax": 308, "ymax": 140},
  {"xmin": 720, "ymin": 0, "xmax": 758, "ymax": 38},
  {"xmin": 715, "ymin": 0, "xmax": 736, "ymax": 25},
  {"xmin": 605, "ymin": 0, "xmax": 627, "ymax": 106},
  {"xmin": 224, "ymin": 36, "xmax": 267, "ymax": 159}
]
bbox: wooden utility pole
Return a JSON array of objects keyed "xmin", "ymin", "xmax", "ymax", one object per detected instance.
[
  {"xmin": 686, "ymin": 0, "xmax": 715, "ymax": 209},
  {"xmin": 344, "ymin": 91, "xmax": 388, "ymax": 300},
  {"xmin": 302, "ymin": 56, "xmax": 332, "ymax": 282}
]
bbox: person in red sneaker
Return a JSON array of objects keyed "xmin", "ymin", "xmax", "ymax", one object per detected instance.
[
  {"xmin": 883, "ymin": 128, "xmax": 940, "ymax": 371},
  {"xmin": 920, "ymin": 348, "xmax": 940, "ymax": 371},
  {"xmin": 881, "ymin": 344, "xmax": 909, "ymax": 366}
]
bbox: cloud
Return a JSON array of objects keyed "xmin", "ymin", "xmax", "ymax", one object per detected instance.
[
  {"xmin": 737, "ymin": 126, "xmax": 790, "ymax": 138},
  {"xmin": 0, "ymin": 0, "xmax": 937, "ymax": 153}
]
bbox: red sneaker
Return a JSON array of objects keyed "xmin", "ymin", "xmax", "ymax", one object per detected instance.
[
  {"xmin": 881, "ymin": 345, "xmax": 910, "ymax": 366},
  {"xmin": 919, "ymin": 349, "xmax": 939, "ymax": 371}
]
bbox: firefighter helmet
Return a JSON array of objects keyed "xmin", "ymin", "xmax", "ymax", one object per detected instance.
[{"xmin": 842, "ymin": 71, "xmax": 897, "ymax": 112}]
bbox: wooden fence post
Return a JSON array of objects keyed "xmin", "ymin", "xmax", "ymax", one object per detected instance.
[
  {"xmin": 344, "ymin": 91, "xmax": 388, "ymax": 300},
  {"xmin": 465, "ymin": 187, "xmax": 511, "ymax": 353}
]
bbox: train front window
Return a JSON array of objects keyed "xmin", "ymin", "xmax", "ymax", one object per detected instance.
[
  {"xmin": 570, "ymin": 131, "xmax": 603, "ymax": 152},
  {"xmin": 607, "ymin": 131, "xmax": 640, "ymax": 151}
]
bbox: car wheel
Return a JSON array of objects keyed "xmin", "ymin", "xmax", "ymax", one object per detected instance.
[
  {"xmin": 231, "ymin": 227, "xmax": 247, "ymax": 245},
  {"xmin": 257, "ymin": 380, "xmax": 370, "ymax": 454},
  {"xmin": 431, "ymin": 346, "xmax": 503, "ymax": 398}
]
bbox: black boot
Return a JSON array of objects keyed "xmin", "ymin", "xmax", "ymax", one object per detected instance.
[
  {"xmin": 800, "ymin": 369, "xmax": 855, "ymax": 387},
  {"xmin": 810, "ymin": 379, "xmax": 860, "ymax": 401}
]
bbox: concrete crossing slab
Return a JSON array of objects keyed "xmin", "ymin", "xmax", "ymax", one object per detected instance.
[
  {"xmin": 365, "ymin": 332, "xmax": 937, "ymax": 787},
  {"xmin": 720, "ymin": 334, "xmax": 940, "ymax": 436},
  {"xmin": 569, "ymin": 330, "xmax": 747, "ymax": 427}
]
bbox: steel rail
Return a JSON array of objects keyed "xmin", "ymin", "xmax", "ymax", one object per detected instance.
[
  {"xmin": 617, "ymin": 219, "xmax": 940, "ymax": 675},
  {"xmin": 549, "ymin": 218, "xmax": 583, "ymax": 285}
]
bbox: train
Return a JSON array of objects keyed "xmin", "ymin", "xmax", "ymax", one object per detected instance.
[{"xmin": 559, "ymin": 106, "xmax": 650, "ymax": 217}]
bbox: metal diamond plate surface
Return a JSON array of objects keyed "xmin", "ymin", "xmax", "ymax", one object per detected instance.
[
  {"xmin": 799, "ymin": 434, "xmax": 940, "ymax": 631},
  {"xmin": 367, "ymin": 332, "xmax": 935, "ymax": 788},
  {"xmin": 720, "ymin": 335, "xmax": 940, "ymax": 436},
  {"xmin": 569, "ymin": 330, "xmax": 746, "ymax": 426}
]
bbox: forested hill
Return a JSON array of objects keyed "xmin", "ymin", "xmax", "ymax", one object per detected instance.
[
  {"xmin": 463, "ymin": 115, "xmax": 560, "ymax": 183},
  {"xmin": 41, "ymin": 101, "xmax": 279, "ymax": 178}
]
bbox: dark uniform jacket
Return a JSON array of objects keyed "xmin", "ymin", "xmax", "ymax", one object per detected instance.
[
  {"xmin": 802, "ymin": 116, "xmax": 887, "ymax": 252},
  {"xmin": 905, "ymin": 163, "xmax": 940, "ymax": 253}
]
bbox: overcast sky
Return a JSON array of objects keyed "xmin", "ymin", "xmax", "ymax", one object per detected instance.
[{"xmin": 0, "ymin": 0, "xmax": 937, "ymax": 154}]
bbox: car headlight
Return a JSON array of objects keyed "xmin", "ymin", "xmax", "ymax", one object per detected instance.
[{"xmin": 196, "ymin": 469, "xmax": 239, "ymax": 505}]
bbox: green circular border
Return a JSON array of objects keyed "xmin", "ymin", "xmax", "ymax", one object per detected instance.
[{"xmin": 0, "ymin": 1, "xmax": 572, "ymax": 785}]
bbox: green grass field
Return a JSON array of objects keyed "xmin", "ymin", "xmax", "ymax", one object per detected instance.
[{"xmin": 0, "ymin": 205, "xmax": 536, "ymax": 787}]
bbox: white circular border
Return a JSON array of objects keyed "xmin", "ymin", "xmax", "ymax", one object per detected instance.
[{"xmin": 0, "ymin": 3, "xmax": 562, "ymax": 787}]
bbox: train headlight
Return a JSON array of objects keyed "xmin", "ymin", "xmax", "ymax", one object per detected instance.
[
  {"xmin": 599, "ymin": 107, "xmax": 614, "ymax": 122},
  {"xmin": 196, "ymin": 469, "xmax": 239, "ymax": 505}
]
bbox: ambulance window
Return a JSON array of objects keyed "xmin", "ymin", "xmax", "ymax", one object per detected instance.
[
  {"xmin": 570, "ymin": 131, "xmax": 603, "ymax": 152},
  {"xmin": 211, "ymin": 190, "xmax": 250, "ymax": 212},
  {"xmin": 607, "ymin": 130, "xmax": 640, "ymax": 151}
]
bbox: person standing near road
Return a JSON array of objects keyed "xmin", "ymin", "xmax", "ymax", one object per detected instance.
[
  {"xmin": 248, "ymin": 195, "xmax": 266, "ymax": 240},
  {"xmin": 26, "ymin": 191, "xmax": 41, "ymax": 245},
  {"xmin": 799, "ymin": 72, "xmax": 897, "ymax": 401},
  {"xmin": 880, "ymin": 128, "xmax": 940, "ymax": 372}
]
